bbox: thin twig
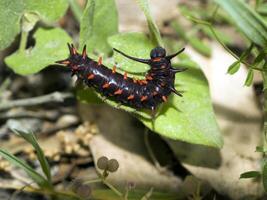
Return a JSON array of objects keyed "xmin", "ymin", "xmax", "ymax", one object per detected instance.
[{"xmin": 0, "ymin": 92, "xmax": 74, "ymax": 112}]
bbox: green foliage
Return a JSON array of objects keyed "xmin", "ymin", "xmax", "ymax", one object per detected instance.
[
  {"xmin": 0, "ymin": 128, "xmax": 54, "ymax": 190},
  {"xmin": 13, "ymin": 129, "xmax": 52, "ymax": 184},
  {"xmin": 5, "ymin": 28, "xmax": 71, "ymax": 75},
  {"xmin": 227, "ymin": 61, "xmax": 241, "ymax": 75},
  {"xmin": 0, "ymin": 0, "xmax": 68, "ymax": 50},
  {"xmin": 244, "ymin": 69, "xmax": 254, "ymax": 87},
  {"xmin": 135, "ymin": 0, "xmax": 163, "ymax": 46},
  {"xmin": 0, "ymin": 149, "xmax": 51, "ymax": 189},
  {"xmin": 215, "ymin": 0, "xmax": 267, "ymax": 48},
  {"xmin": 171, "ymin": 21, "xmax": 211, "ymax": 57},
  {"xmin": 2, "ymin": 0, "xmax": 222, "ymax": 148},
  {"xmin": 79, "ymin": 0, "xmax": 118, "ymax": 54}
]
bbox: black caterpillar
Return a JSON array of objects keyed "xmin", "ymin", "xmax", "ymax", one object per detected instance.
[{"xmin": 56, "ymin": 44, "xmax": 186, "ymax": 112}]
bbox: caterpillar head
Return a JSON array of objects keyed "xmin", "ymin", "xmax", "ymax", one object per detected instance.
[
  {"xmin": 56, "ymin": 44, "xmax": 88, "ymax": 75},
  {"xmin": 150, "ymin": 47, "xmax": 166, "ymax": 59}
]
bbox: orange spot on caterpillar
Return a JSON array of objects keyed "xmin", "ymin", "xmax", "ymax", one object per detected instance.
[
  {"xmin": 146, "ymin": 75, "xmax": 153, "ymax": 80},
  {"xmin": 87, "ymin": 74, "xmax": 95, "ymax": 80},
  {"xmin": 124, "ymin": 72, "xmax": 128, "ymax": 80},
  {"xmin": 153, "ymin": 91, "xmax": 158, "ymax": 96},
  {"xmin": 61, "ymin": 60, "xmax": 70, "ymax": 65},
  {"xmin": 133, "ymin": 78, "xmax": 137, "ymax": 83},
  {"xmin": 153, "ymin": 57, "xmax": 161, "ymax": 62},
  {"xmin": 82, "ymin": 45, "xmax": 87, "ymax": 59},
  {"xmin": 127, "ymin": 95, "xmax": 134, "ymax": 100},
  {"xmin": 98, "ymin": 57, "xmax": 102, "ymax": 66},
  {"xmin": 114, "ymin": 89, "xmax": 123, "ymax": 95},
  {"xmin": 138, "ymin": 80, "xmax": 147, "ymax": 85},
  {"xmin": 102, "ymin": 83, "xmax": 110, "ymax": 88},
  {"xmin": 112, "ymin": 66, "xmax": 116, "ymax": 73},
  {"xmin": 162, "ymin": 96, "xmax": 167, "ymax": 102},
  {"xmin": 141, "ymin": 96, "xmax": 148, "ymax": 101},
  {"xmin": 71, "ymin": 44, "xmax": 77, "ymax": 55}
]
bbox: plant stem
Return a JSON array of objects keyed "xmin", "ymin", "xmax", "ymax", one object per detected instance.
[
  {"xmin": 68, "ymin": 0, "xmax": 83, "ymax": 22},
  {"xmin": 102, "ymin": 179, "xmax": 123, "ymax": 197},
  {"xmin": 84, "ymin": 178, "xmax": 102, "ymax": 184},
  {"xmin": 262, "ymin": 65, "xmax": 267, "ymax": 145},
  {"xmin": 19, "ymin": 30, "xmax": 28, "ymax": 53}
]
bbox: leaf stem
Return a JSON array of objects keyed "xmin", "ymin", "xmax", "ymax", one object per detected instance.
[
  {"xmin": 19, "ymin": 30, "xmax": 29, "ymax": 53},
  {"xmin": 68, "ymin": 0, "xmax": 83, "ymax": 22},
  {"xmin": 102, "ymin": 179, "xmax": 123, "ymax": 197}
]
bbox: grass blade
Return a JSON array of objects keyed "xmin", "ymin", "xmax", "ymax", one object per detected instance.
[
  {"xmin": 0, "ymin": 149, "xmax": 50, "ymax": 189},
  {"xmin": 12, "ymin": 129, "xmax": 52, "ymax": 186}
]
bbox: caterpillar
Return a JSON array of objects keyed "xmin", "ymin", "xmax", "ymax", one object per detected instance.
[{"xmin": 56, "ymin": 44, "xmax": 186, "ymax": 112}]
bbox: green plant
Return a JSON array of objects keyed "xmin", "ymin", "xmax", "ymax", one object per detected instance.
[
  {"xmin": 1, "ymin": 0, "xmax": 222, "ymax": 148},
  {"xmin": 182, "ymin": 0, "xmax": 267, "ymax": 192}
]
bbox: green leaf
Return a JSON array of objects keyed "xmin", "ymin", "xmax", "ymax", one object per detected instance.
[
  {"xmin": 0, "ymin": 1, "xmax": 24, "ymax": 50},
  {"xmin": 227, "ymin": 61, "xmax": 241, "ymax": 75},
  {"xmin": 215, "ymin": 0, "xmax": 267, "ymax": 48},
  {"xmin": 108, "ymin": 33, "xmax": 222, "ymax": 148},
  {"xmin": 240, "ymin": 171, "xmax": 261, "ymax": 179},
  {"xmin": 79, "ymin": 0, "xmax": 118, "ymax": 54},
  {"xmin": 5, "ymin": 28, "xmax": 72, "ymax": 75},
  {"xmin": 12, "ymin": 129, "xmax": 52, "ymax": 186},
  {"xmin": 135, "ymin": 0, "xmax": 163, "ymax": 46},
  {"xmin": 0, "ymin": 149, "xmax": 50, "ymax": 189},
  {"xmin": 253, "ymin": 52, "xmax": 265, "ymax": 68},
  {"xmin": 24, "ymin": 0, "xmax": 68, "ymax": 23},
  {"xmin": 244, "ymin": 69, "xmax": 254, "ymax": 86},
  {"xmin": 141, "ymin": 62, "xmax": 222, "ymax": 148},
  {"xmin": 108, "ymin": 33, "xmax": 154, "ymax": 74},
  {"xmin": 0, "ymin": 0, "xmax": 68, "ymax": 50}
]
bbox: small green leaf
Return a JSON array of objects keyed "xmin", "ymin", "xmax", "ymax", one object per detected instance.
[
  {"xmin": 244, "ymin": 69, "xmax": 254, "ymax": 86},
  {"xmin": 240, "ymin": 171, "xmax": 261, "ymax": 179},
  {"xmin": 0, "ymin": 149, "xmax": 50, "ymax": 189},
  {"xmin": 79, "ymin": 0, "xmax": 118, "ymax": 54},
  {"xmin": 227, "ymin": 61, "xmax": 241, "ymax": 75},
  {"xmin": 12, "ymin": 129, "xmax": 52, "ymax": 186},
  {"xmin": 0, "ymin": 0, "xmax": 68, "ymax": 51},
  {"xmin": 215, "ymin": 0, "xmax": 267, "ymax": 48},
  {"xmin": 5, "ymin": 28, "xmax": 72, "ymax": 75},
  {"xmin": 253, "ymin": 52, "xmax": 265, "ymax": 68},
  {"xmin": 135, "ymin": 0, "xmax": 163, "ymax": 46}
]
